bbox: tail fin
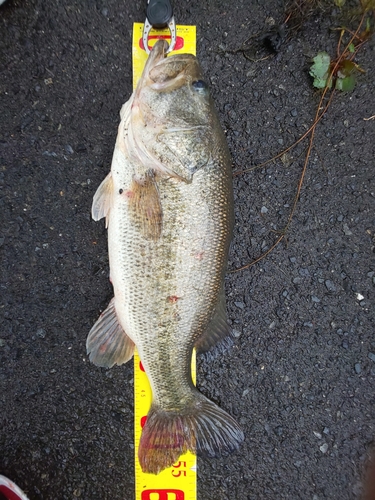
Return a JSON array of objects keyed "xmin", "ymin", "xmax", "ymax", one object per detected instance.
[{"xmin": 138, "ymin": 393, "xmax": 244, "ymax": 474}]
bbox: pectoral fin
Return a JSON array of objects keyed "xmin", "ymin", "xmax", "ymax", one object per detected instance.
[
  {"xmin": 87, "ymin": 298, "xmax": 135, "ymax": 368},
  {"xmin": 91, "ymin": 173, "xmax": 113, "ymax": 228},
  {"xmin": 128, "ymin": 169, "xmax": 162, "ymax": 240},
  {"xmin": 195, "ymin": 285, "xmax": 233, "ymax": 356}
]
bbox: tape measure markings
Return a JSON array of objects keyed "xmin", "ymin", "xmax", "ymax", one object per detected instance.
[{"xmin": 132, "ymin": 22, "xmax": 197, "ymax": 500}]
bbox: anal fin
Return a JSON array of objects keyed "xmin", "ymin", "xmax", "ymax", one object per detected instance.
[{"xmin": 86, "ymin": 298, "xmax": 135, "ymax": 368}]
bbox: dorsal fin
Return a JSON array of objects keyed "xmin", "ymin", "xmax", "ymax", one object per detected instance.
[{"xmin": 195, "ymin": 285, "xmax": 232, "ymax": 355}]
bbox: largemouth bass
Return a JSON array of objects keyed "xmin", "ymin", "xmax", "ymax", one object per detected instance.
[{"xmin": 87, "ymin": 39, "xmax": 244, "ymax": 474}]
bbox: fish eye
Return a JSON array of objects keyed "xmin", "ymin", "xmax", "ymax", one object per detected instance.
[{"xmin": 192, "ymin": 80, "xmax": 208, "ymax": 91}]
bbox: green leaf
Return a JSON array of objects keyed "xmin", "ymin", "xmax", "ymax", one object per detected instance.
[
  {"xmin": 335, "ymin": 74, "xmax": 356, "ymax": 91},
  {"xmin": 311, "ymin": 78, "xmax": 327, "ymax": 89},
  {"xmin": 310, "ymin": 52, "xmax": 331, "ymax": 78},
  {"xmin": 348, "ymin": 43, "xmax": 355, "ymax": 53},
  {"xmin": 334, "ymin": 0, "xmax": 345, "ymax": 6},
  {"xmin": 363, "ymin": 1, "xmax": 375, "ymax": 14},
  {"xmin": 310, "ymin": 52, "xmax": 331, "ymax": 89},
  {"xmin": 337, "ymin": 59, "xmax": 356, "ymax": 78}
]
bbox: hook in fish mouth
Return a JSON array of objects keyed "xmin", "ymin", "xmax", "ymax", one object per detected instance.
[
  {"xmin": 143, "ymin": 39, "xmax": 169, "ymax": 74},
  {"xmin": 141, "ymin": 40, "xmax": 201, "ymax": 91}
]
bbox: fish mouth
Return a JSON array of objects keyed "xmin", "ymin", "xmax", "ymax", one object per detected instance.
[{"xmin": 143, "ymin": 39, "xmax": 201, "ymax": 91}]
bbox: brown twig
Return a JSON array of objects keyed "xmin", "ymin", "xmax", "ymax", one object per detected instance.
[
  {"xmin": 231, "ymin": 86, "xmax": 334, "ymax": 273},
  {"xmin": 233, "ymin": 95, "xmax": 332, "ymax": 176},
  {"xmin": 231, "ymin": 7, "xmax": 370, "ymax": 272}
]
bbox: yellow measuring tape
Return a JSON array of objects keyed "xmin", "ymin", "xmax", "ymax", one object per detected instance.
[{"xmin": 132, "ymin": 22, "xmax": 197, "ymax": 500}]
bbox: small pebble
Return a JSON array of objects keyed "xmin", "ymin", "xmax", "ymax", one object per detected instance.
[
  {"xmin": 36, "ymin": 328, "xmax": 46, "ymax": 338},
  {"xmin": 325, "ymin": 280, "xmax": 336, "ymax": 292},
  {"xmin": 290, "ymin": 108, "xmax": 297, "ymax": 117},
  {"xmin": 354, "ymin": 363, "xmax": 361, "ymax": 374},
  {"xmin": 0, "ymin": 339, "xmax": 5, "ymax": 347},
  {"xmin": 311, "ymin": 296, "xmax": 321, "ymax": 303},
  {"xmin": 299, "ymin": 268, "xmax": 310, "ymax": 277},
  {"xmin": 261, "ymin": 206, "xmax": 268, "ymax": 214},
  {"xmin": 342, "ymin": 340, "xmax": 348, "ymax": 349},
  {"xmin": 234, "ymin": 302, "xmax": 245, "ymax": 310},
  {"xmin": 356, "ymin": 293, "xmax": 364, "ymax": 301},
  {"xmin": 320, "ymin": 443, "xmax": 328, "ymax": 454},
  {"xmin": 76, "ymin": 143, "xmax": 87, "ymax": 153},
  {"xmin": 343, "ymin": 223, "xmax": 352, "ymax": 235},
  {"xmin": 368, "ymin": 352, "xmax": 375, "ymax": 362},
  {"xmin": 232, "ymin": 330, "xmax": 242, "ymax": 338},
  {"xmin": 313, "ymin": 431, "xmax": 322, "ymax": 439},
  {"xmin": 323, "ymin": 427, "xmax": 330, "ymax": 434}
]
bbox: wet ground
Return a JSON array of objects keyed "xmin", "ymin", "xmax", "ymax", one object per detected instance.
[{"xmin": 1, "ymin": 0, "xmax": 375, "ymax": 499}]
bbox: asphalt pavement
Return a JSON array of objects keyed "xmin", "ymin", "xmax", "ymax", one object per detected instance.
[{"xmin": 1, "ymin": 1, "xmax": 375, "ymax": 499}]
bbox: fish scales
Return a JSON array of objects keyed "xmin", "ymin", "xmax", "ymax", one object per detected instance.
[{"xmin": 87, "ymin": 39, "xmax": 243, "ymax": 474}]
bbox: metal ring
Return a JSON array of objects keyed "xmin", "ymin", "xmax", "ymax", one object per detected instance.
[{"xmin": 142, "ymin": 16, "xmax": 177, "ymax": 55}]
